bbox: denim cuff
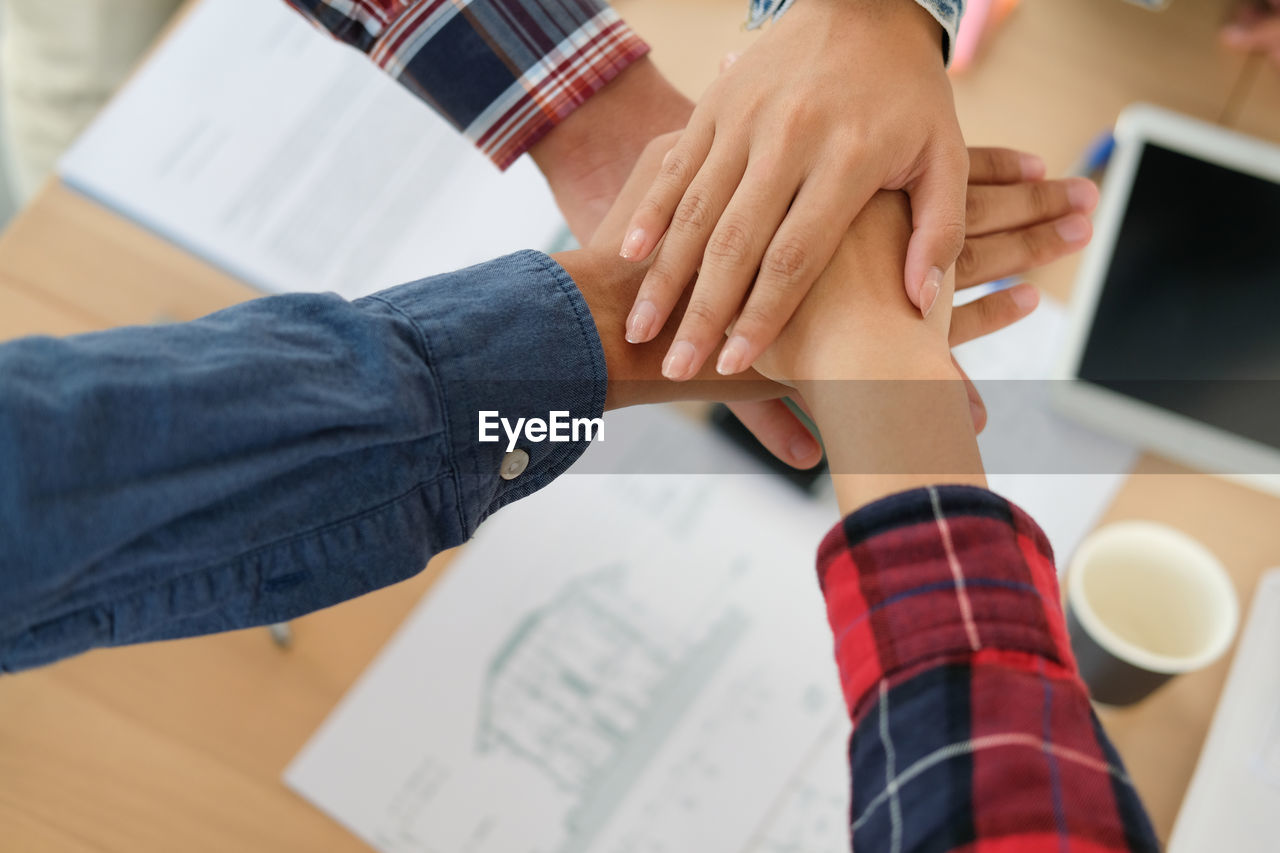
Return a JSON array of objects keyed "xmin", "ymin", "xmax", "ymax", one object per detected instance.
[{"xmin": 369, "ymin": 250, "xmax": 608, "ymax": 534}]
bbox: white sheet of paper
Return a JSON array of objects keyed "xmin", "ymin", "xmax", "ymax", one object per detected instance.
[
  {"xmin": 953, "ymin": 298, "xmax": 1140, "ymax": 563},
  {"xmin": 1169, "ymin": 568, "xmax": 1280, "ymax": 853},
  {"xmin": 285, "ymin": 407, "xmax": 850, "ymax": 853},
  {"xmin": 58, "ymin": 0, "xmax": 566, "ymax": 299}
]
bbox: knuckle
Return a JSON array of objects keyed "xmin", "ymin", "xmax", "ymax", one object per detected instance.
[
  {"xmin": 680, "ymin": 298, "xmax": 723, "ymax": 331},
  {"xmin": 704, "ymin": 219, "xmax": 754, "ymax": 269},
  {"xmin": 633, "ymin": 195, "xmax": 668, "ymax": 223},
  {"xmin": 762, "ymin": 237, "xmax": 810, "ymax": 282},
  {"xmin": 1020, "ymin": 226, "xmax": 1052, "ymax": 262},
  {"xmin": 937, "ymin": 220, "xmax": 968, "ymax": 254},
  {"xmin": 659, "ymin": 152, "xmax": 694, "ymax": 187},
  {"xmin": 956, "ymin": 241, "xmax": 979, "ymax": 277},
  {"xmin": 672, "ymin": 187, "xmax": 713, "ymax": 232},
  {"xmin": 965, "ymin": 191, "xmax": 987, "ymax": 226},
  {"xmin": 643, "ymin": 259, "xmax": 678, "ymax": 294},
  {"xmin": 1029, "ymin": 180, "xmax": 1056, "ymax": 216},
  {"xmin": 969, "ymin": 148, "xmax": 997, "ymax": 180},
  {"xmin": 733, "ymin": 303, "xmax": 777, "ymax": 338}
]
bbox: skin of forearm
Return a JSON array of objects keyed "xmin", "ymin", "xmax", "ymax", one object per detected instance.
[
  {"xmin": 802, "ymin": 369, "xmax": 987, "ymax": 515},
  {"xmin": 529, "ymin": 58, "xmax": 694, "ymax": 243}
]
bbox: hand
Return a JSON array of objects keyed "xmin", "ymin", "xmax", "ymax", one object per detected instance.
[
  {"xmin": 753, "ymin": 191, "xmax": 986, "ymax": 512},
  {"xmin": 1222, "ymin": 1, "xmax": 1280, "ymax": 71},
  {"xmin": 617, "ymin": 0, "xmax": 968, "ymax": 382},
  {"xmin": 557, "ymin": 138, "xmax": 1096, "ymax": 423}
]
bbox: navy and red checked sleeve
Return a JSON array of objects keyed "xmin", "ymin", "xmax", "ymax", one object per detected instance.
[
  {"xmin": 818, "ymin": 485, "xmax": 1160, "ymax": 852},
  {"xmin": 282, "ymin": 0, "xmax": 649, "ymax": 169}
]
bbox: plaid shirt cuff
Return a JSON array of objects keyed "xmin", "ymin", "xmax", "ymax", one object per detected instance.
[
  {"xmin": 746, "ymin": 0, "xmax": 963, "ymax": 65},
  {"xmin": 818, "ymin": 485, "xmax": 1075, "ymax": 717},
  {"xmin": 821, "ymin": 486, "xmax": 1160, "ymax": 851},
  {"xmin": 287, "ymin": 1, "xmax": 650, "ymax": 169}
]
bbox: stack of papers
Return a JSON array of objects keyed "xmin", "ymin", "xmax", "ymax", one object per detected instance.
[
  {"xmin": 286, "ymin": 407, "xmax": 854, "ymax": 853},
  {"xmin": 1169, "ymin": 568, "xmax": 1280, "ymax": 853},
  {"xmin": 59, "ymin": 0, "xmax": 566, "ymax": 299}
]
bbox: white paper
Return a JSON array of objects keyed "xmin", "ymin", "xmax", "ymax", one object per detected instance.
[
  {"xmin": 1169, "ymin": 568, "xmax": 1280, "ymax": 853},
  {"xmin": 954, "ymin": 298, "xmax": 1140, "ymax": 563},
  {"xmin": 59, "ymin": 0, "xmax": 566, "ymax": 299},
  {"xmin": 286, "ymin": 407, "xmax": 851, "ymax": 853}
]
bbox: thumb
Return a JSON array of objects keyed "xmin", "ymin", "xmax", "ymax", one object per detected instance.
[{"xmin": 902, "ymin": 145, "xmax": 969, "ymax": 317}]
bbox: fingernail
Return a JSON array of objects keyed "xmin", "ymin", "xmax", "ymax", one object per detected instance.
[
  {"xmin": 626, "ymin": 300, "xmax": 657, "ymax": 343},
  {"xmin": 1010, "ymin": 283, "xmax": 1040, "ymax": 311},
  {"xmin": 1066, "ymin": 178, "xmax": 1099, "ymax": 212},
  {"xmin": 789, "ymin": 432, "xmax": 819, "ymax": 464},
  {"xmin": 920, "ymin": 267, "xmax": 944, "ymax": 318},
  {"xmin": 720, "ymin": 52, "xmax": 741, "ymax": 72},
  {"xmin": 1055, "ymin": 214, "xmax": 1091, "ymax": 244},
  {"xmin": 1019, "ymin": 153, "xmax": 1046, "ymax": 180},
  {"xmin": 1222, "ymin": 25, "xmax": 1250, "ymax": 47},
  {"xmin": 716, "ymin": 335, "xmax": 751, "ymax": 375},
  {"xmin": 620, "ymin": 228, "xmax": 647, "ymax": 261},
  {"xmin": 662, "ymin": 340, "xmax": 696, "ymax": 381}
]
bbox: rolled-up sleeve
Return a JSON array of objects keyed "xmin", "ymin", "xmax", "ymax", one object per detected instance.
[
  {"xmin": 283, "ymin": 0, "xmax": 650, "ymax": 169},
  {"xmin": 0, "ymin": 250, "xmax": 605, "ymax": 672}
]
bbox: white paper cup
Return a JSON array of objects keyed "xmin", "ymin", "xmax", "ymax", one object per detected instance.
[{"xmin": 1065, "ymin": 521, "xmax": 1239, "ymax": 706}]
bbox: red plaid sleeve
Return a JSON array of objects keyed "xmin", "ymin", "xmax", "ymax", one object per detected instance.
[
  {"xmin": 284, "ymin": 0, "xmax": 650, "ymax": 169},
  {"xmin": 818, "ymin": 485, "xmax": 1159, "ymax": 852}
]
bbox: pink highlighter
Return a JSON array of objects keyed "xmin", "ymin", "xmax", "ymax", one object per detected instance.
[{"xmin": 949, "ymin": 0, "xmax": 1023, "ymax": 74}]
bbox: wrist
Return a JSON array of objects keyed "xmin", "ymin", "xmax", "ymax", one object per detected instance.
[
  {"xmin": 799, "ymin": 357, "xmax": 986, "ymax": 514},
  {"xmin": 786, "ymin": 0, "xmax": 946, "ymax": 64},
  {"xmin": 531, "ymin": 59, "xmax": 694, "ymax": 242}
]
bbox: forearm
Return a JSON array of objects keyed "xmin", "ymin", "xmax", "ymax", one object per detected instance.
[
  {"xmin": 531, "ymin": 58, "xmax": 693, "ymax": 242},
  {"xmin": 0, "ymin": 251, "xmax": 607, "ymax": 671},
  {"xmin": 820, "ymin": 487, "xmax": 1159, "ymax": 851},
  {"xmin": 0, "ymin": 245, "xmax": 778, "ymax": 671},
  {"xmin": 282, "ymin": 0, "xmax": 650, "ymax": 169},
  {"xmin": 801, "ymin": 364, "xmax": 985, "ymax": 515}
]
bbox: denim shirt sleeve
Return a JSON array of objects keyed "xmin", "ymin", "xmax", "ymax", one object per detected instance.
[
  {"xmin": 746, "ymin": 0, "xmax": 964, "ymax": 64},
  {"xmin": 0, "ymin": 250, "xmax": 606, "ymax": 672}
]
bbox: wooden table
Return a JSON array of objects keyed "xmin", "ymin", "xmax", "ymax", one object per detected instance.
[{"xmin": 3, "ymin": 0, "xmax": 1280, "ymax": 849}]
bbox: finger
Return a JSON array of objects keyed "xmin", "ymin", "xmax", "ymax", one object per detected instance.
[
  {"xmin": 903, "ymin": 144, "xmax": 970, "ymax": 316},
  {"xmin": 665, "ymin": 160, "xmax": 797, "ymax": 379},
  {"xmin": 956, "ymin": 213, "xmax": 1093, "ymax": 289},
  {"xmin": 713, "ymin": 164, "xmax": 879, "ymax": 377},
  {"xmin": 949, "ymin": 282, "xmax": 1040, "ymax": 347},
  {"xmin": 719, "ymin": 52, "xmax": 741, "ymax": 73},
  {"xmin": 1222, "ymin": 18, "xmax": 1280, "ymax": 51},
  {"xmin": 626, "ymin": 146, "xmax": 747, "ymax": 347},
  {"xmin": 953, "ymin": 358, "xmax": 988, "ymax": 434},
  {"xmin": 967, "ymin": 147, "xmax": 1046, "ymax": 185},
  {"xmin": 965, "ymin": 177, "xmax": 1098, "ymax": 238},
  {"xmin": 726, "ymin": 399, "xmax": 824, "ymax": 469},
  {"xmin": 619, "ymin": 122, "xmax": 715, "ymax": 264}
]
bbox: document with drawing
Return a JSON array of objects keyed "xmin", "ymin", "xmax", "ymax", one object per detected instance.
[{"xmin": 285, "ymin": 407, "xmax": 856, "ymax": 853}]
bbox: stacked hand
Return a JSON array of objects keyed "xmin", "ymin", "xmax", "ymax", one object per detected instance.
[
  {"xmin": 617, "ymin": 0, "xmax": 966, "ymax": 384},
  {"xmin": 1223, "ymin": 0, "xmax": 1280, "ymax": 70},
  {"xmin": 561, "ymin": 133, "xmax": 1097, "ymax": 450}
]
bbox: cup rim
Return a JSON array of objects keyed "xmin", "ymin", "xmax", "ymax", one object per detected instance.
[{"xmin": 1067, "ymin": 521, "xmax": 1239, "ymax": 675}]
